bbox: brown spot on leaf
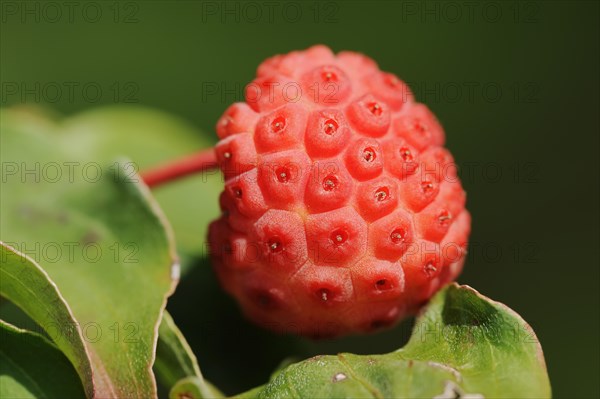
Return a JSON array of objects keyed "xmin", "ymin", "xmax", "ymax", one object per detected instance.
[{"xmin": 81, "ymin": 231, "xmax": 100, "ymax": 245}]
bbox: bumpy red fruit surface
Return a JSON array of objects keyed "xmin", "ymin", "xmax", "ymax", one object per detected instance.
[{"xmin": 209, "ymin": 45, "xmax": 470, "ymax": 338}]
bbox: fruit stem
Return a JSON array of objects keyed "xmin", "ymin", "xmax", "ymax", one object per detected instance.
[{"xmin": 141, "ymin": 148, "xmax": 219, "ymax": 188}]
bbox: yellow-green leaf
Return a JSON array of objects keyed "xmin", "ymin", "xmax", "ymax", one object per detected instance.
[
  {"xmin": 154, "ymin": 311, "xmax": 223, "ymax": 398},
  {"xmin": 0, "ymin": 243, "xmax": 93, "ymax": 398},
  {"xmin": 1, "ymin": 112, "xmax": 179, "ymax": 398},
  {"xmin": 236, "ymin": 284, "xmax": 551, "ymax": 399},
  {"xmin": 0, "ymin": 320, "xmax": 86, "ymax": 399}
]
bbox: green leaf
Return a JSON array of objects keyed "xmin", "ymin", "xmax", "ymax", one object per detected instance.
[
  {"xmin": 0, "ymin": 320, "xmax": 86, "ymax": 399},
  {"xmin": 154, "ymin": 311, "xmax": 223, "ymax": 398},
  {"xmin": 0, "ymin": 243, "xmax": 94, "ymax": 398},
  {"xmin": 155, "ymin": 311, "xmax": 201, "ymax": 388},
  {"xmin": 1, "ymin": 117, "xmax": 179, "ymax": 397},
  {"xmin": 168, "ymin": 377, "xmax": 225, "ymax": 399},
  {"xmin": 398, "ymin": 284, "xmax": 551, "ymax": 396},
  {"xmin": 2, "ymin": 105, "xmax": 222, "ymax": 262},
  {"xmin": 235, "ymin": 284, "xmax": 551, "ymax": 399},
  {"xmin": 60, "ymin": 105, "xmax": 222, "ymax": 259}
]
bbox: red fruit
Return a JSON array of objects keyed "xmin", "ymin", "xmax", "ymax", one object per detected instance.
[
  {"xmin": 224, "ymin": 169, "xmax": 267, "ymax": 218},
  {"xmin": 351, "ymin": 258, "xmax": 405, "ymax": 301},
  {"xmin": 216, "ymin": 103, "xmax": 259, "ymax": 139},
  {"xmin": 254, "ymin": 103, "xmax": 308, "ymax": 153},
  {"xmin": 250, "ymin": 209, "xmax": 308, "ymax": 274},
  {"xmin": 344, "ymin": 137, "xmax": 384, "ymax": 181},
  {"xmin": 304, "ymin": 109, "xmax": 351, "ymax": 158},
  {"xmin": 346, "ymin": 94, "xmax": 391, "ymax": 137},
  {"xmin": 392, "ymin": 103, "xmax": 445, "ymax": 149},
  {"xmin": 305, "ymin": 206, "xmax": 367, "ymax": 267},
  {"xmin": 369, "ymin": 209, "xmax": 415, "ymax": 261},
  {"xmin": 215, "ymin": 133, "xmax": 257, "ymax": 179},
  {"xmin": 209, "ymin": 45, "xmax": 470, "ymax": 337},
  {"xmin": 367, "ymin": 72, "xmax": 413, "ymax": 111},
  {"xmin": 257, "ymin": 150, "xmax": 310, "ymax": 209},
  {"xmin": 382, "ymin": 138, "xmax": 419, "ymax": 179},
  {"xmin": 304, "ymin": 158, "xmax": 354, "ymax": 213},
  {"xmin": 355, "ymin": 176, "xmax": 398, "ymax": 222},
  {"xmin": 301, "ymin": 64, "xmax": 352, "ymax": 105}
]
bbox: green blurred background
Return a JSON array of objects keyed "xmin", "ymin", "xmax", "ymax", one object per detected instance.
[{"xmin": 1, "ymin": 0, "xmax": 598, "ymax": 397}]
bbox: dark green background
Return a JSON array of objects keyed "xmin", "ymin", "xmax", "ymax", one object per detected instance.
[{"xmin": 1, "ymin": 0, "xmax": 598, "ymax": 397}]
